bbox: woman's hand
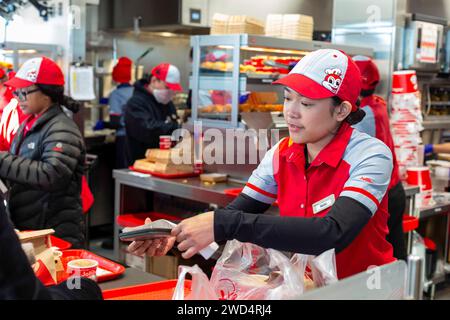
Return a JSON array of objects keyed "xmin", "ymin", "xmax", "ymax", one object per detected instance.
[
  {"xmin": 171, "ymin": 211, "xmax": 215, "ymax": 259},
  {"xmin": 127, "ymin": 218, "xmax": 176, "ymax": 257}
]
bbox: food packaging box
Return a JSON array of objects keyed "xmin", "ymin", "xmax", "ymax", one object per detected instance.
[
  {"xmin": 18, "ymin": 229, "xmax": 55, "ymax": 256},
  {"xmin": 200, "ymin": 173, "xmax": 228, "ymax": 183},
  {"xmin": 134, "ymin": 159, "xmax": 194, "ymax": 175},
  {"xmin": 17, "ymin": 229, "xmax": 64, "ymax": 284}
]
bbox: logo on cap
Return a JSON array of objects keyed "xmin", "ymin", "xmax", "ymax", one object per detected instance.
[
  {"xmin": 26, "ymin": 69, "xmax": 38, "ymax": 82},
  {"xmin": 322, "ymin": 68, "xmax": 343, "ymax": 93}
]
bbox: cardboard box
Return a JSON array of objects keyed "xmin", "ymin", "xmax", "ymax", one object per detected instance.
[
  {"xmin": 134, "ymin": 157, "xmax": 194, "ymax": 175},
  {"xmin": 145, "ymin": 148, "xmax": 194, "ymax": 164},
  {"xmin": 18, "ymin": 229, "xmax": 54, "ymax": 255},
  {"xmin": 121, "ymin": 242, "xmax": 202, "ymax": 279},
  {"xmin": 17, "ymin": 229, "xmax": 64, "ymax": 284}
]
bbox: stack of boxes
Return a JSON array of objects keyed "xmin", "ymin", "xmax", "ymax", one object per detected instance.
[{"xmin": 265, "ymin": 14, "xmax": 314, "ymax": 41}]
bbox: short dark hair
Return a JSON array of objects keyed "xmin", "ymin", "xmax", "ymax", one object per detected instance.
[
  {"xmin": 360, "ymin": 88, "xmax": 375, "ymax": 97},
  {"xmin": 331, "ymin": 96, "xmax": 365, "ymax": 125}
]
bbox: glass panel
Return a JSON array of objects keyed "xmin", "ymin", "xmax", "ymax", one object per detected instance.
[
  {"xmin": 197, "ymin": 44, "xmax": 235, "ymax": 122},
  {"xmin": 198, "ymin": 89, "xmax": 232, "ymax": 121}
]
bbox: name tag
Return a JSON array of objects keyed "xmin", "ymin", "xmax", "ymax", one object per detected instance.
[{"xmin": 312, "ymin": 194, "xmax": 335, "ymax": 215}]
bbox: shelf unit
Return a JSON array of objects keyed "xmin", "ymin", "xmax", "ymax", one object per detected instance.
[{"xmin": 189, "ymin": 34, "xmax": 373, "ymax": 129}]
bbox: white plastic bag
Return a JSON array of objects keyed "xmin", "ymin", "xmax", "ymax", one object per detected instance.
[
  {"xmin": 290, "ymin": 248, "xmax": 338, "ymax": 289},
  {"xmin": 172, "ymin": 241, "xmax": 338, "ymax": 300},
  {"xmin": 172, "ymin": 264, "xmax": 217, "ymax": 300},
  {"xmin": 209, "ymin": 240, "xmax": 305, "ymax": 300}
]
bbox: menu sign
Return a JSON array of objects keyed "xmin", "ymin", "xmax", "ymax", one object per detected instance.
[{"xmin": 418, "ymin": 22, "xmax": 438, "ymax": 64}]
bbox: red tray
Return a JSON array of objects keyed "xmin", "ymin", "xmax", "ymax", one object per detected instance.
[
  {"xmin": 129, "ymin": 166, "xmax": 199, "ymax": 179},
  {"xmin": 59, "ymin": 249, "xmax": 125, "ymax": 283},
  {"xmin": 102, "ymin": 279, "xmax": 192, "ymax": 300},
  {"xmin": 224, "ymin": 187, "xmax": 243, "ymax": 197},
  {"xmin": 403, "ymin": 215, "xmax": 419, "ymax": 232},
  {"xmin": 224, "ymin": 187, "xmax": 279, "ymax": 206},
  {"xmin": 50, "ymin": 235, "xmax": 72, "ymax": 250}
]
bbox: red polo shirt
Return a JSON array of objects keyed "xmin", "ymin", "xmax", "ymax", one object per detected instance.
[{"xmin": 243, "ymin": 122, "xmax": 395, "ymax": 279}]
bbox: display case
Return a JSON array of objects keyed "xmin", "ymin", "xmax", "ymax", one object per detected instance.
[{"xmin": 189, "ymin": 34, "xmax": 373, "ymax": 129}]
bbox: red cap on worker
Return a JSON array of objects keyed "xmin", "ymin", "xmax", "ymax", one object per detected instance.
[
  {"xmin": 352, "ymin": 55, "xmax": 380, "ymax": 91},
  {"xmin": 4, "ymin": 57, "xmax": 64, "ymax": 88},
  {"xmin": 7, "ymin": 71, "xmax": 16, "ymax": 80},
  {"xmin": 273, "ymin": 49, "xmax": 361, "ymax": 112},
  {"xmin": 112, "ymin": 57, "xmax": 132, "ymax": 83},
  {"xmin": 151, "ymin": 63, "xmax": 183, "ymax": 91}
]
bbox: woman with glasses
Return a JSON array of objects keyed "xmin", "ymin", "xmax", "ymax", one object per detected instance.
[{"xmin": 0, "ymin": 57, "xmax": 86, "ymax": 248}]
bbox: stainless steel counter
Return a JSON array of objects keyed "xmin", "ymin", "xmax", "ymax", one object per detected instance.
[
  {"xmin": 419, "ymin": 202, "xmax": 450, "ymax": 219},
  {"xmin": 113, "ymin": 169, "xmax": 244, "ymax": 208},
  {"xmin": 113, "ymin": 169, "xmax": 247, "ymax": 260},
  {"xmin": 404, "ymin": 185, "xmax": 421, "ymax": 198}
]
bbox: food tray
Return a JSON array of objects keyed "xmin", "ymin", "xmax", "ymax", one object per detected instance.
[
  {"xmin": 50, "ymin": 235, "xmax": 72, "ymax": 250},
  {"xmin": 59, "ymin": 249, "xmax": 125, "ymax": 283},
  {"xmin": 129, "ymin": 166, "xmax": 199, "ymax": 179}
]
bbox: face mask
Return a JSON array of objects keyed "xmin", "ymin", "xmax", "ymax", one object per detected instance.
[{"xmin": 153, "ymin": 89, "xmax": 174, "ymax": 105}]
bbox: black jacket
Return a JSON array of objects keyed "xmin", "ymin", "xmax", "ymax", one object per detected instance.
[
  {"xmin": 125, "ymin": 80, "xmax": 179, "ymax": 163},
  {"xmin": 0, "ymin": 105, "xmax": 86, "ymax": 248}
]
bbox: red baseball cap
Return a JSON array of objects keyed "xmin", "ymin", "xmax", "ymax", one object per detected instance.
[
  {"xmin": 4, "ymin": 57, "xmax": 64, "ymax": 89},
  {"xmin": 151, "ymin": 63, "xmax": 183, "ymax": 91},
  {"xmin": 352, "ymin": 55, "xmax": 380, "ymax": 91},
  {"xmin": 273, "ymin": 49, "xmax": 361, "ymax": 112},
  {"xmin": 112, "ymin": 57, "xmax": 132, "ymax": 83}
]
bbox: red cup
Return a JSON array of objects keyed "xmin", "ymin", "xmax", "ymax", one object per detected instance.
[
  {"xmin": 392, "ymin": 70, "xmax": 418, "ymax": 94},
  {"xmin": 159, "ymin": 135, "xmax": 172, "ymax": 150},
  {"xmin": 406, "ymin": 167, "xmax": 432, "ymax": 191},
  {"xmin": 193, "ymin": 160, "xmax": 203, "ymax": 174},
  {"xmin": 67, "ymin": 259, "xmax": 98, "ymax": 281}
]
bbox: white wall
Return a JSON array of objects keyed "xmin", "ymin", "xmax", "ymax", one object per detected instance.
[
  {"xmin": 208, "ymin": 0, "xmax": 334, "ymax": 31},
  {"xmin": 0, "ymin": 0, "xmax": 74, "ymax": 82}
]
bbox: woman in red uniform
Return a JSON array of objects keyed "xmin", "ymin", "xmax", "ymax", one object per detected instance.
[
  {"xmin": 352, "ymin": 56, "xmax": 407, "ymax": 261},
  {"xmin": 127, "ymin": 49, "xmax": 396, "ymax": 279}
]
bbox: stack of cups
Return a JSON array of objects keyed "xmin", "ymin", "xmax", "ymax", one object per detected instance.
[
  {"xmin": 159, "ymin": 135, "xmax": 172, "ymax": 150},
  {"xmin": 406, "ymin": 167, "xmax": 433, "ymax": 208},
  {"xmin": 390, "ymin": 70, "xmax": 423, "ymax": 180}
]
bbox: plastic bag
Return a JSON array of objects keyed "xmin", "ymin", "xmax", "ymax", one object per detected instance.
[
  {"xmin": 209, "ymin": 240, "xmax": 305, "ymax": 300},
  {"xmin": 172, "ymin": 240, "xmax": 338, "ymax": 300},
  {"xmin": 172, "ymin": 264, "xmax": 217, "ymax": 300}
]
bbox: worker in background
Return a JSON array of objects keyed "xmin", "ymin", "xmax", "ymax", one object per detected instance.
[
  {"xmin": 352, "ymin": 55, "xmax": 407, "ymax": 261},
  {"xmin": 0, "ymin": 69, "xmax": 26, "ymax": 152},
  {"xmin": 425, "ymin": 143, "xmax": 450, "ymax": 155},
  {"xmin": 94, "ymin": 57, "xmax": 134, "ymax": 169},
  {"xmin": 0, "ymin": 68, "xmax": 14, "ymax": 115},
  {"xmin": 125, "ymin": 63, "xmax": 181, "ymax": 164}
]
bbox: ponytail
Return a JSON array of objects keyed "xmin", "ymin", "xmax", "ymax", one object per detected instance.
[
  {"xmin": 331, "ymin": 96, "xmax": 365, "ymax": 125},
  {"xmin": 36, "ymin": 84, "xmax": 82, "ymax": 113}
]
